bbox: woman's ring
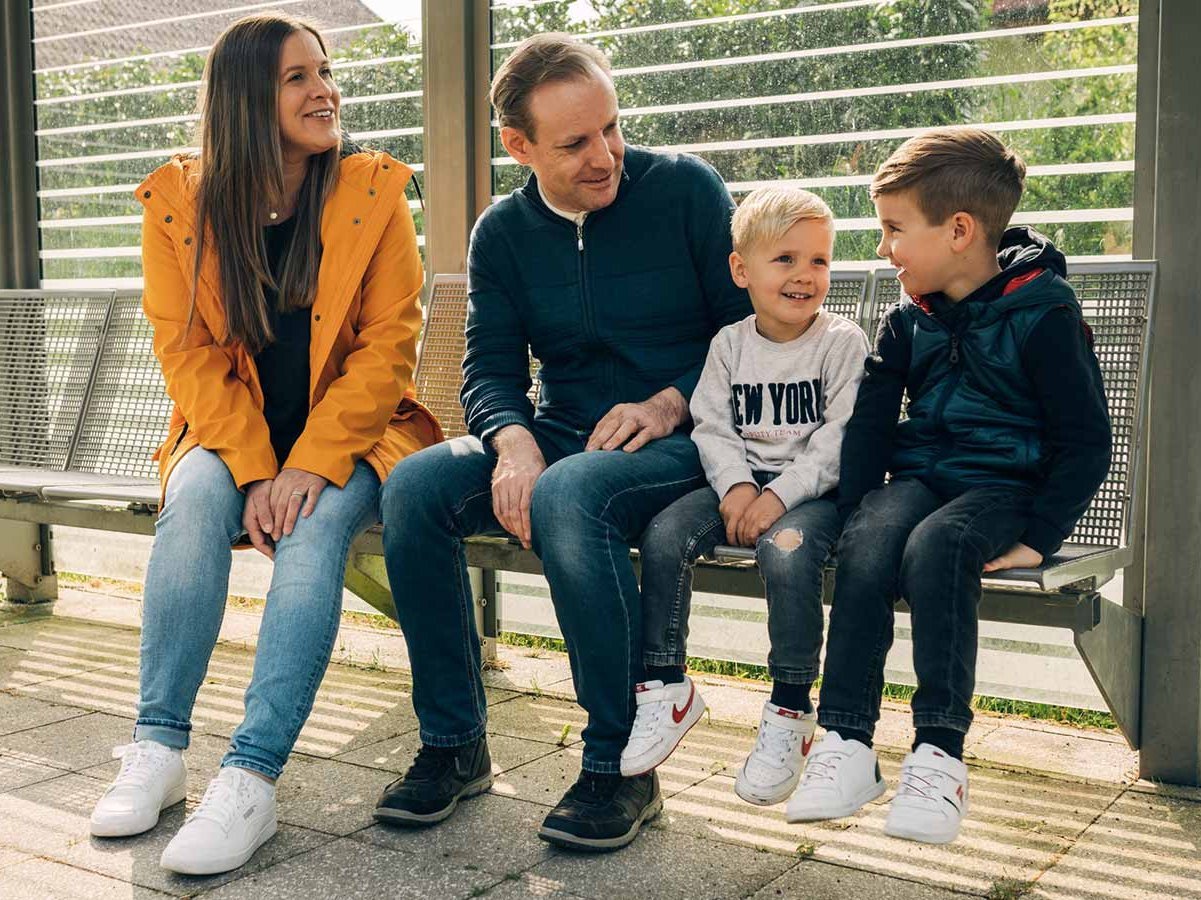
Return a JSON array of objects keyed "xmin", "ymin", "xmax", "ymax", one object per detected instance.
[{"xmin": 290, "ymin": 490, "xmax": 305, "ymax": 499}]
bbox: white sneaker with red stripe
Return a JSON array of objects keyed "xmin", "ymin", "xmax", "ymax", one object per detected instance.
[
  {"xmin": 619, "ymin": 676, "xmax": 706, "ymax": 777},
  {"xmin": 734, "ymin": 701, "xmax": 817, "ymax": 806},
  {"xmin": 883, "ymin": 743, "xmax": 969, "ymax": 844}
]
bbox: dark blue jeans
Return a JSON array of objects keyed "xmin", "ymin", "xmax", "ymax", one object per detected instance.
[
  {"xmin": 818, "ymin": 478, "xmax": 1034, "ymax": 736},
  {"xmin": 380, "ymin": 417, "xmax": 704, "ymax": 774},
  {"xmin": 639, "ymin": 480, "xmax": 841, "ymax": 684}
]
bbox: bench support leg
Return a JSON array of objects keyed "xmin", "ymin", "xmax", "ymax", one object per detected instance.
[
  {"xmin": 343, "ymin": 553, "xmax": 396, "ymax": 621},
  {"xmin": 1074, "ymin": 594, "xmax": 1142, "ymax": 749},
  {"xmin": 479, "ymin": 567, "xmax": 499, "ymax": 665},
  {"xmin": 0, "ymin": 521, "xmax": 57, "ymax": 603}
]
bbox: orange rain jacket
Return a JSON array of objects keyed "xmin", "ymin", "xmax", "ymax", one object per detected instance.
[{"xmin": 136, "ymin": 150, "xmax": 442, "ymax": 499}]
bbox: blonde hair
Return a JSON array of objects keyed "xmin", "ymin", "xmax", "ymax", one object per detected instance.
[
  {"xmin": 731, "ymin": 187, "xmax": 834, "ymax": 255},
  {"xmin": 870, "ymin": 127, "xmax": 1026, "ymax": 247},
  {"xmin": 490, "ymin": 34, "xmax": 611, "ymax": 141}
]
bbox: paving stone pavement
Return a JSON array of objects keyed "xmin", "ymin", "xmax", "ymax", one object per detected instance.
[{"xmin": 0, "ymin": 590, "xmax": 1195, "ymax": 899}]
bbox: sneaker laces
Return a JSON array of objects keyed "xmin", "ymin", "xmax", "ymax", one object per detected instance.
[
  {"xmin": 108, "ymin": 742, "xmax": 173, "ymax": 792},
  {"xmin": 186, "ymin": 771, "xmax": 248, "ymax": 832},
  {"xmin": 562, "ymin": 771, "xmax": 623, "ymax": 807},
  {"xmin": 628, "ymin": 698, "xmax": 664, "ymax": 741},
  {"xmin": 403, "ymin": 744, "xmax": 459, "ymax": 783},
  {"xmin": 797, "ymin": 748, "xmax": 847, "ymax": 787},
  {"xmin": 753, "ymin": 719, "xmax": 800, "ymax": 767},
  {"xmin": 895, "ymin": 764, "xmax": 950, "ymax": 807}
]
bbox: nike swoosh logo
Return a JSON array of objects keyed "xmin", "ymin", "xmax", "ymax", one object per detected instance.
[
  {"xmin": 801, "ymin": 734, "xmax": 814, "ymax": 756},
  {"xmin": 672, "ymin": 683, "xmax": 695, "ymax": 725}
]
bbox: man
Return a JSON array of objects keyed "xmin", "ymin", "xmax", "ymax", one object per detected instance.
[{"xmin": 375, "ymin": 33, "xmax": 750, "ymax": 851}]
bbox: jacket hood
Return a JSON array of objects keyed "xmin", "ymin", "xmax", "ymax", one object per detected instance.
[{"xmin": 997, "ymin": 225, "xmax": 1067, "ymax": 279}]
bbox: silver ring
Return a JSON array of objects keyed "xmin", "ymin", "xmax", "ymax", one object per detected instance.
[{"xmin": 290, "ymin": 490, "xmax": 305, "ymax": 499}]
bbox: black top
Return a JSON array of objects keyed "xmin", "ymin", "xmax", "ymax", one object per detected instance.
[{"xmin": 255, "ymin": 216, "xmax": 311, "ymax": 467}]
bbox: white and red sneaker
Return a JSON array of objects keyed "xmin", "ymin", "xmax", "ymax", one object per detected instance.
[
  {"xmin": 883, "ymin": 743, "xmax": 969, "ymax": 844},
  {"xmin": 734, "ymin": 701, "xmax": 817, "ymax": 806},
  {"xmin": 785, "ymin": 732, "xmax": 886, "ymax": 822},
  {"xmin": 619, "ymin": 676, "xmax": 706, "ymax": 777}
]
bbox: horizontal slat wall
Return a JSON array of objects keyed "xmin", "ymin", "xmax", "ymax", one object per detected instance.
[
  {"xmin": 489, "ymin": 0, "xmax": 1139, "ymax": 263},
  {"xmin": 31, "ymin": 0, "xmax": 425, "ymax": 289}
]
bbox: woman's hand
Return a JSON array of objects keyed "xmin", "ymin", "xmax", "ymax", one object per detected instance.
[
  {"xmin": 244, "ymin": 479, "xmax": 276, "ymax": 559},
  {"xmin": 268, "ymin": 468, "xmax": 330, "ymax": 542}
]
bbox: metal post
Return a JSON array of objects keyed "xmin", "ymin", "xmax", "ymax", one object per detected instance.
[
  {"xmin": 421, "ymin": 0, "xmax": 481, "ymax": 277},
  {"xmin": 0, "ymin": 1, "xmax": 39, "ymax": 289},
  {"xmin": 1138, "ymin": 0, "xmax": 1201, "ymax": 785}
]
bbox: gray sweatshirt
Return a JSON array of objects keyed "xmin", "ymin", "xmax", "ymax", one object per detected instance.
[{"xmin": 690, "ymin": 311, "xmax": 870, "ymax": 510}]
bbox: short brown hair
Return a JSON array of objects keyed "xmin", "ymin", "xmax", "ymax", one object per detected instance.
[
  {"xmin": 870, "ymin": 127, "xmax": 1026, "ymax": 247},
  {"xmin": 490, "ymin": 34, "xmax": 611, "ymax": 141}
]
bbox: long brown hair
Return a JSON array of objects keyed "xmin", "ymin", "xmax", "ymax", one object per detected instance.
[{"xmin": 190, "ymin": 13, "xmax": 340, "ymax": 354}]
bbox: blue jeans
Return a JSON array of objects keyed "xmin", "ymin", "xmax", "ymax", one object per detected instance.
[
  {"xmin": 639, "ymin": 481, "xmax": 841, "ymax": 683},
  {"xmin": 818, "ymin": 478, "xmax": 1033, "ymax": 737},
  {"xmin": 380, "ymin": 418, "xmax": 705, "ymax": 774},
  {"xmin": 134, "ymin": 447, "xmax": 380, "ymax": 779}
]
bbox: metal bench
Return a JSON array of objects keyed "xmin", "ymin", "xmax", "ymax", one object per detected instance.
[{"xmin": 0, "ymin": 263, "xmax": 1155, "ymax": 748}]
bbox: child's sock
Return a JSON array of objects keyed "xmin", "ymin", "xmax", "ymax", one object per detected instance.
[
  {"xmin": 914, "ymin": 727, "xmax": 964, "ymax": 760},
  {"xmin": 645, "ymin": 664, "xmax": 686, "ymax": 685},
  {"xmin": 769, "ymin": 681, "xmax": 813, "ymax": 713},
  {"xmin": 832, "ymin": 727, "xmax": 873, "ymax": 749}
]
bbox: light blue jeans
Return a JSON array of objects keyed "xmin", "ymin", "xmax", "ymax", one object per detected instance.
[{"xmin": 133, "ymin": 447, "xmax": 380, "ymax": 779}]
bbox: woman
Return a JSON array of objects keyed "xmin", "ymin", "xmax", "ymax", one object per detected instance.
[{"xmin": 88, "ymin": 13, "xmax": 439, "ymax": 876}]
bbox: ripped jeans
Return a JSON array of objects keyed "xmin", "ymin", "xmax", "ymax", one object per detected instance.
[{"xmin": 638, "ymin": 476, "xmax": 842, "ymax": 684}]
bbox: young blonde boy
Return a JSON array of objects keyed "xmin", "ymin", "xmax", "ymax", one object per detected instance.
[
  {"xmin": 789, "ymin": 128, "xmax": 1112, "ymax": 844},
  {"xmin": 620, "ymin": 188, "xmax": 870, "ymax": 806}
]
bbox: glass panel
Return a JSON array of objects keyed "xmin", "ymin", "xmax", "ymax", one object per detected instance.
[
  {"xmin": 489, "ymin": 0, "xmax": 1139, "ymax": 260},
  {"xmin": 32, "ymin": 0, "xmax": 426, "ymax": 289}
]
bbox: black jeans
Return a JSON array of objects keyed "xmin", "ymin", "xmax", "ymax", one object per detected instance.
[{"xmin": 818, "ymin": 478, "xmax": 1033, "ymax": 736}]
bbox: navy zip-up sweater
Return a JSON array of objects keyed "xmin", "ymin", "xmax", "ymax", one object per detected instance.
[
  {"xmin": 461, "ymin": 146, "xmax": 752, "ymax": 443},
  {"xmin": 838, "ymin": 228, "xmax": 1112, "ymax": 557}
]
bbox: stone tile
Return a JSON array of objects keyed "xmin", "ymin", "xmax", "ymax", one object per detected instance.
[
  {"xmin": 1033, "ymin": 790, "xmax": 1201, "ymax": 900},
  {"xmin": 352, "ymin": 793, "xmax": 553, "ymax": 875},
  {"xmin": 749, "ymin": 860, "xmax": 966, "ymax": 900},
  {"xmin": 0, "ymin": 625, "xmax": 129, "ymax": 690},
  {"xmin": 272, "ymin": 754, "xmax": 395, "ymax": 836},
  {"xmin": 484, "ymin": 694, "xmax": 587, "ymax": 747},
  {"xmin": 0, "ymin": 772, "xmax": 111, "ymax": 859},
  {"xmin": 482, "ymin": 646, "xmax": 576, "ymax": 700},
  {"xmin": 1126, "ymin": 778, "xmax": 1201, "ymax": 803},
  {"xmin": 0, "ymin": 601, "xmax": 53, "ymax": 628},
  {"xmin": 663, "ymin": 758, "xmax": 1120, "ymax": 896},
  {"xmin": 336, "ymin": 730, "xmax": 560, "ymax": 776},
  {"xmin": 0, "ymin": 858, "xmax": 170, "ymax": 899},
  {"xmin": 62, "ymin": 804, "xmax": 333, "ymax": 898},
  {"xmin": 0, "ymin": 616, "xmax": 138, "ymax": 659},
  {"xmin": 490, "ymin": 745, "xmax": 710, "ymax": 809},
  {"xmin": 203, "ymin": 836, "xmax": 499, "ymax": 899},
  {"xmin": 0, "ymin": 753, "xmax": 68, "ymax": 792},
  {"xmin": 0, "ymin": 847, "xmax": 30, "ymax": 870},
  {"xmin": 0, "ymin": 690, "xmax": 88, "ymax": 736},
  {"xmin": 0, "ymin": 712, "xmax": 134, "ymax": 771},
  {"xmin": 967, "ymin": 720, "xmax": 1138, "ymax": 784},
  {"xmin": 526, "ymin": 825, "xmax": 796, "ymax": 900},
  {"xmin": 477, "ymin": 873, "xmax": 590, "ymax": 899}
]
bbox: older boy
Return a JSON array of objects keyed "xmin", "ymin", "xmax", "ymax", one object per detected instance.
[
  {"xmin": 622, "ymin": 188, "xmax": 868, "ymax": 807},
  {"xmin": 788, "ymin": 128, "xmax": 1112, "ymax": 844}
]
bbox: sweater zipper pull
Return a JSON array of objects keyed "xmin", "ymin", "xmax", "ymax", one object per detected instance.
[
  {"xmin": 576, "ymin": 220, "xmax": 584, "ymax": 252},
  {"xmin": 949, "ymin": 335, "xmax": 961, "ymax": 365}
]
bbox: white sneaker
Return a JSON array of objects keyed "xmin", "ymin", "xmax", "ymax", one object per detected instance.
[
  {"xmin": 90, "ymin": 741, "xmax": 187, "ymax": 837},
  {"xmin": 883, "ymin": 743, "xmax": 969, "ymax": 844},
  {"xmin": 619, "ymin": 676, "xmax": 706, "ymax": 776},
  {"xmin": 159, "ymin": 766, "xmax": 277, "ymax": 875},
  {"xmin": 734, "ymin": 701, "xmax": 817, "ymax": 806},
  {"xmin": 785, "ymin": 732, "xmax": 886, "ymax": 822}
]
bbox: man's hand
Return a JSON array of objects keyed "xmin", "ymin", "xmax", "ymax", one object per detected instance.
[
  {"xmin": 585, "ymin": 387, "xmax": 689, "ymax": 453},
  {"xmin": 719, "ymin": 482, "xmax": 760, "ymax": 546},
  {"xmin": 243, "ymin": 479, "xmax": 276, "ymax": 559},
  {"xmin": 737, "ymin": 489, "xmax": 787, "ymax": 547},
  {"xmin": 268, "ymin": 468, "xmax": 329, "ymax": 541},
  {"xmin": 983, "ymin": 542, "xmax": 1043, "ymax": 573},
  {"xmin": 491, "ymin": 425, "xmax": 547, "ymax": 549}
]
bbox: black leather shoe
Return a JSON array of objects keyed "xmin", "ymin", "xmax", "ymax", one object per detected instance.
[
  {"xmin": 538, "ymin": 770, "xmax": 661, "ymax": 851},
  {"xmin": 373, "ymin": 738, "xmax": 492, "ymax": 826}
]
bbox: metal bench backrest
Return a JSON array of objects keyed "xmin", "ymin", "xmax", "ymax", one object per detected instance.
[
  {"xmin": 867, "ymin": 262, "xmax": 1156, "ymax": 551},
  {"xmin": 0, "ymin": 290, "xmax": 114, "ymax": 470},
  {"xmin": 412, "ymin": 272, "xmax": 875, "ymax": 444}
]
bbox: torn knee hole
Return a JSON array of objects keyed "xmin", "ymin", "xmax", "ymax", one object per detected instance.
[{"xmin": 767, "ymin": 528, "xmax": 803, "ymax": 552}]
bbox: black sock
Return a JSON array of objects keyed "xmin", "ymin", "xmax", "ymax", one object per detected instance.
[
  {"xmin": 832, "ymin": 727, "xmax": 873, "ymax": 749},
  {"xmin": 769, "ymin": 681, "xmax": 813, "ymax": 713},
  {"xmin": 645, "ymin": 664, "xmax": 685, "ymax": 685},
  {"xmin": 914, "ymin": 727, "xmax": 964, "ymax": 760}
]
